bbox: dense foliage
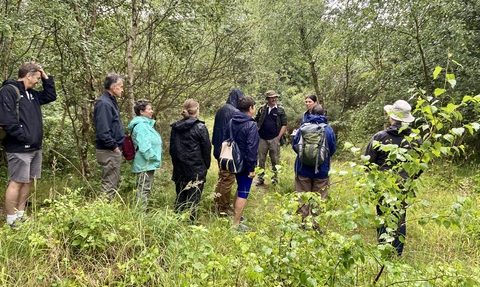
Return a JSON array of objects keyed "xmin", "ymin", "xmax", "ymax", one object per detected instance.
[{"xmin": 1, "ymin": 0, "xmax": 480, "ymax": 285}]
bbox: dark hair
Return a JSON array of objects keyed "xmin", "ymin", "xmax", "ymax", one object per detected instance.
[
  {"xmin": 104, "ymin": 73, "xmax": 123, "ymax": 90},
  {"xmin": 311, "ymin": 103, "xmax": 325, "ymax": 115},
  {"xmin": 238, "ymin": 96, "xmax": 255, "ymax": 112},
  {"xmin": 305, "ymin": 94, "xmax": 318, "ymax": 102},
  {"xmin": 18, "ymin": 62, "xmax": 42, "ymax": 78},
  {"xmin": 134, "ymin": 99, "xmax": 152, "ymax": 116}
]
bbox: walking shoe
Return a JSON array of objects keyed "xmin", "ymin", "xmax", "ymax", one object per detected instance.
[
  {"xmin": 235, "ymin": 223, "xmax": 251, "ymax": 232},
  {"xmin": 9, "ymin": 220, "xmax": 23, "ymax": 230}
]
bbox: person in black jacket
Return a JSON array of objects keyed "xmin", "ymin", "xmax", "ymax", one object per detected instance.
[
  {"xmin": 226, "ymin": 96, "xmax": 260, "ymax": 231},
  {"xmin": 170, "ymin": 99, "xmax": 212, "ymax": 223},
  {"xmin": 93, "ymin": 73, "xmax": 125, "ymax": 200},
  {"xmin": 211, "ymin": 89, "xmax": 244, "ymax": 216},
  {"xmin": 364, "ymin": 99, "xmax": 422, "ymax": 257},
  {"xmin": 0, "ymin": 62, "xmax": 57, "ymax": 228}
]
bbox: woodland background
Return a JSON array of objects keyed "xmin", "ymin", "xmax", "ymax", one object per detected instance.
[
  {"xmin": 1, "ymin": 0, "xmax": 480, "ymax": 286},
  {"xmin": 1, "ymin": 0, "xmax": 479, "ymax": 171}
]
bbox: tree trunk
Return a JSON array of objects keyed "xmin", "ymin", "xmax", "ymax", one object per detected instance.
[{"xmin": 126, "ymin": 0, "xmax": 138, "ymax": 120}]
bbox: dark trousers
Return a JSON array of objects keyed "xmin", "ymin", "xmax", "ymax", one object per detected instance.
[
  {"xmin": 174, "ymin": 180, "xmax": 205, "ymax": 222},
  {"xmin": 376, "ymin": 205, "xmax": 406, "ymax": 256}
]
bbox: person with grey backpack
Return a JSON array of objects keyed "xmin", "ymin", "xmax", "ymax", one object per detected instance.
[{"xmin": 292, "ymin": 104, "xmax": 336, "ymax": 222}]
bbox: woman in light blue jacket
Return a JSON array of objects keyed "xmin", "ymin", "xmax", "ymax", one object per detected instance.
[{"xmin": 127, "ymin": 99, "xmax": 162, "ymax": 207}]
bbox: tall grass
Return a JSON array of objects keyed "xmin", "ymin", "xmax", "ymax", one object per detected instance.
[{"xmin": 0, "ymin": 146, "xmax": 479, "ymax": 286}]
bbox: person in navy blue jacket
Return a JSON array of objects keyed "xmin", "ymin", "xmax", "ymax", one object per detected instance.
[
  {"xmin": 225, "ymin": 96, "xmax": 259, "ymax": 231},
  {"xmin": 0, "ymin": 62, "xmax": 57, "ymax": 228},
  {"xmin": 211, "ymin": 89, "xmax": 244, "ymax": 216},
  {"xmin": 93, "ymin": 73, "xmax": 125, "ymax": 200},
  {"xmin": 292, "ymin": 104, "xmax": 336, "ymax": 220}
]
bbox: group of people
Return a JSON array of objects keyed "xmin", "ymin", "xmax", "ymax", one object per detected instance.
[{"xmin": 0, "ymin": 63, "xmax": 420, "ymax": 255}]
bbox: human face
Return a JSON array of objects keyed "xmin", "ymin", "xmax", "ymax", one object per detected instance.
[
  {"xmin": 25, "ymin": 71, "xmax": 41, "ymax": 90},
  {"xmin": 305, "ymin": 98, "xmax": 315, "ymax": 112},
  {"xmin": 266, "ymin": 96, "xmax": 277, "ymax": 107},
  {"xmin": 111, "ymin": 79, "xmax": 124, "ymax": 98},
  {"xmin": 247, "ymin": 105, "xmax": 256, "ymax": 117},
  {"xmin": 140, "ymin": 104, "xmax": 154, "ymax": 119}
]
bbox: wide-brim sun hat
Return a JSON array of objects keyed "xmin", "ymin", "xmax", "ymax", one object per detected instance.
[{"xmin": 383, "ymin": 100, "xmax": 415, "ymax": 123}]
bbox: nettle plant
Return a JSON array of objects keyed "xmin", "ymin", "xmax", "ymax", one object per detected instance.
[
  {"xmin": 249, "ymin": 63, "xmax": 480, "ymax": 286},
  {"xmin": 343, "ymin": 64, "xmax": 479, "ymax": 269}
]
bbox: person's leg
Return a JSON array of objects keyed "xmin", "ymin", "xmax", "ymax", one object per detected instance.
[
  {"xmin": 294, "ymin": 175, "xmax": 312, "ymax": 219},
  {"xmin": 186, "ymin": 181, "xmax": 205, "ymax": 222},
  {"xmin": 174, "ymin": 181, "xmax": 188, "ymax": 213},
  {"xmin": 96, "ymin": 150, "xmax": 123, "ymax": 200},
  {"xmin": 214, "ymin": 166, "xmax": 236, "ymax": 214},
  {"xmin": 312, "ymin": 177, "xmax": 330, "ymax": 199},
  {"xmin": 233, "ymin": 174, "xmax": 253, "ymax": 227},
  {"xmin": 135, "ymin": 170, "xmax": 155, "ymax": 208},
  {"xmin": 269, "ymin": 137, "xmax": 281, "ymax": 183},
  {"xmin": 393, "ymin": 210, "xmax": 406, "ymax": 256},
  {"xmin": 5, "ymin": 152, "xmax": 35, "ymax": 224},
  {"xmin": 256, "ymin": 138, "xmax": 268, "ymax": 184}
]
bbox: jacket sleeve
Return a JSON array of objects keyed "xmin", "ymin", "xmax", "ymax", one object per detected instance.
[
  {"xmin": 94, "ymin": 102, "xmax": 117, "ymax": 150},
  {"xmin": 198, "ymin": 123, "xmax": 212, "ymax": 170},
  {"xmin": 0, "ymin": 85, "xmax": 25, "ymax": 142},
  {"xmin": 326, "ymin": 126, "xmax": 336, "ymax": 156},
  {"xmin": 245, "ymin": 122, "xmax": 260, "ymax": 173},
  {"xmin": 364, "ymin": 136, "xmax": 378, "ymax": 164},
  {"xmin": 278, "ymin": 106, "xmax": 287, "ymax": 127},
  {"xmin": 292, "ymin": 128, "xmax": 301, "ymax": 154},
  {"xmin": 35, "ymin": 76, "xmax": 57, "ymax": 105},
  {"xmin": 169, "ymin": 128, "xmax": 177, "ymax": 163}
]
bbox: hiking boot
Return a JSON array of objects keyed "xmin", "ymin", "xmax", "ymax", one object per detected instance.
[
  {"xmin": 234, "ymin": 223, "xmax": 251, "ymax": 232},
  {"xmin": 218, "ymin": 206, "xmax": 234, "ymax": 217}
]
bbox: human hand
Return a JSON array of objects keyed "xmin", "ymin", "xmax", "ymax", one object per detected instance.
[
  {"xmin": 38, "ymin": 66, "xmax": 48, "ymax": 79},
  {"xmin": 248, "ymin": 172, "xmax": 255, "ymax": 178}
]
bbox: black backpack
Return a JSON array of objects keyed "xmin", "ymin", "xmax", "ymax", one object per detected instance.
[
  {"xmin": 296, "ymin": 123, "xmax": 329, "ymax": 173},
  {"xmin": 0, "ymin": 84, "xmax": 21, "ymax": 142}
]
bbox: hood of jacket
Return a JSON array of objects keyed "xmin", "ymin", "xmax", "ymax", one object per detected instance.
[
  {"xmin": 2, "ymin": 79, "xmax": 24, "ymax": 91},
  {"xmin": 305, "ymin": 114, "xmax": 328, "ymax": 125},
  {"xmin": 386, "ymin": 124, "xmax": 412, "ymax": 137},
  {"xmin": 225, "ymin": 89, "xmax": 244, "ymax": 108},
  {"xmin": 171, "ymin": 116, "xmax": 202, "ymax": 131},
  {"xmin": 127, "ymin": 116, "xmax": 155, "ymax": 131},
  {"xmin": 231, "ymin": 111, "xmax": 254, "ymax": 125}
]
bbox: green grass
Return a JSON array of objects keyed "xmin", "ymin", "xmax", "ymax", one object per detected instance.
[{"xmin": 0, "ymin": 146, "xmax": 479, "ymax": 286}]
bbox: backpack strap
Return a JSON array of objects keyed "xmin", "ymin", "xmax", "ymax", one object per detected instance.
[{"xmin": 0, "ymin": 84, "xmax": 22, "ymax": 122}]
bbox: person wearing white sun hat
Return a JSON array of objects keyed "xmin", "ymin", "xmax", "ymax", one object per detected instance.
[{"xmin": 364, "ymin": 99, "xmax": 422, "ymax": 257}]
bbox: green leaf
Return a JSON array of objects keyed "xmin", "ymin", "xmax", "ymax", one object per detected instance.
[
  {"xmin": 434, "ymin": 88, "xmax": 446, "ymax": 97},
  {"xmin": 443, "ymin": 134, "xmax": 454, "ymax": 143},
  {"xmin": 433, "ymin": 66, "xmax": 442, "ymax": 79},
  {"xmin": 451, "ymin": 127, "xmax": 464, "ymax": 136}
]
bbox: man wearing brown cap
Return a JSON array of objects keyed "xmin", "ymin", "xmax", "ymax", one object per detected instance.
[
  {"xmin": 254, "ymin": 90, "xmax": 287, "ymax": 186},
  {"xmin": 364, "ymin": 99, "xmax": 422, "ymax": 257}
]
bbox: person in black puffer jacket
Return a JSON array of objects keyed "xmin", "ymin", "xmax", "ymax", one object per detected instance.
[{"xmin": 170, "ymin": 99, "xmax": 211, "ymax": 223}]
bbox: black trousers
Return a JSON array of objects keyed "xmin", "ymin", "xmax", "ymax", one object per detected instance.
[{"xmin": 174, "ymin": 180, "xmax": 205, "ymax": 222}]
